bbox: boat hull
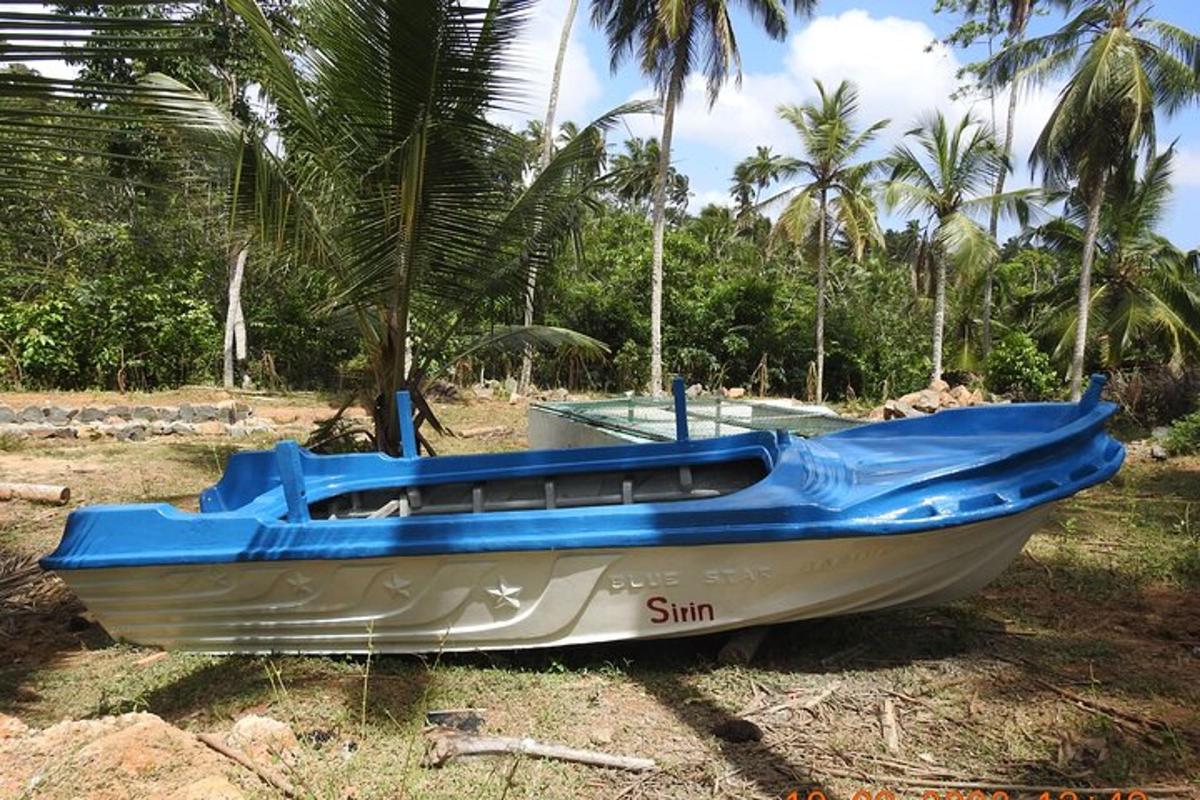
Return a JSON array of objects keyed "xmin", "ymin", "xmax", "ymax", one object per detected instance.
[{"xmin": 58, "ymin": 505, "xmax": 1050, "ymax": 654}]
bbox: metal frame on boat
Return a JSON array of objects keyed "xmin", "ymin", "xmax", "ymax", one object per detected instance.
[{"xmin": 42, "ymin": 376, "xmax": 1124, "ymax": 653}]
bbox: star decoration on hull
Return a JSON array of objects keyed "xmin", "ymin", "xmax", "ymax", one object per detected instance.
[
  {"xmin": 286, "ymin": 571, "xmax": 313, "ymax": 595},
  {"xmin": 383, "ymin": 574, "xmax": 411, "ymax": 599},
  {"xmin": 485, "ymin": 578, "xmax": 522, "ymax": 610}
]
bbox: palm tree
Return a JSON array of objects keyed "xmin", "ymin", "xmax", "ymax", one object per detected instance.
[
  {"xmin": 940, "ymin": 0, "xmax": 1069, "ymax": 357},
  {"xmin": 1030, "ymin": 148, "xmax": 1200, "ymax": 372},
  {"xmin": 982, "ymin": 0, "xmax": 1200, "ymax": 398},
  {"xmin": 519, "ymin": 0, "xmax": 582, "ymax": 394},
  {"xmin": 146, "ymin": 0, "xmax": 640, "ymax": 452},
  {"xmin": 885, "ymin": 112, "xmax": 1029, "ymax": 384},
  {"xmin": 591, "ymin": 0, "xmax": 817, "ymax": 396},
  {"xmin": 768, "ymin": 80, "xmax": 888, "ymax": 401},
  {"xmin": 731, "ymin": 145, "xmax": 788, "ymax": 220},
  {"xmin": 610, "ymin": 136, "xmax": 688, "ymax": 213}
]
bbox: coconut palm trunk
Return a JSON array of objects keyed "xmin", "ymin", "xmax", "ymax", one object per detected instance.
[
  {"xmin": 1070, "ymin": 173, "xmax": 1107, "ymax": 400},
  {"xmin": 815, "ymin": 186, "xmax": 827, "ymax": 401},
  {"xmin": 518, "ymin": 0, "xmax": 579, "ymax": 395},
  {"xmin": 222, "ymin": 243, "xmax": 248, "ymax": 389},
  {"xmin": 983, "ymin": 78, "xmax": 1020, "ymax": 356},
  {"xmin": 932, "ymin": 245, "xmax": 948, "ymax": 383},
  {"xmin": 648, "ymin": 64, "xmax": 683, "ymax": 398}
]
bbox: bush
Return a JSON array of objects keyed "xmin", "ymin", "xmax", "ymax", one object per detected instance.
[
  {"xmin": 985, "ymin": 332, "xmax": 1058, "ymax": 400},
  {"xmin": 1166, "ymin": 410, "xmax": 1200, "ymax": 456}
]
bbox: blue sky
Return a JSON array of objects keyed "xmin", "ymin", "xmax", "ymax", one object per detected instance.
[{"xmin": 504, "ymin": 0, "xmax": 1200, "ymax": 248}]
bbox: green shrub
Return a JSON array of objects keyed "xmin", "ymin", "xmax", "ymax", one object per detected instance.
[
  {"xmin": 1165, "ymin": 410, "xmax": 1200, "ymax": 455},
  {"xmin": 985, "ymin": 332, "xmax": 1058, "ymax": 400}
]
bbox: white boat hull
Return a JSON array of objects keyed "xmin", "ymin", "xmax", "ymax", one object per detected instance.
[{"xmin": 58, "ymin": 505, "xmax": 1050, "ymax": 653}]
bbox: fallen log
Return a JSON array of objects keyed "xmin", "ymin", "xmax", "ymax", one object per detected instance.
[
  {"xmin": 0, "ymin": 482, "xmax": 70, "ymax": 505},
  {"xmin": 422, "ymin": 727, "xmax": 656, "ymax": 772}
]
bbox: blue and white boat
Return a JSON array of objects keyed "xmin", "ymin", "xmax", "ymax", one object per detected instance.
[{"xmin": 42, "ymin": 377, "xmax": 1123, "ymax": 653}]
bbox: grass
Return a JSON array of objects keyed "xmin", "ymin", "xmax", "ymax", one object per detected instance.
[{"xmin": 1, "ymin": 391, "xmax": 1197, "ymax": 799}]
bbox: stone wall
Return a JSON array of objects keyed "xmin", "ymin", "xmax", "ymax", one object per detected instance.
[{"xmin": 0, "ymin": 401, "xmax": 275, "ymax": 441}]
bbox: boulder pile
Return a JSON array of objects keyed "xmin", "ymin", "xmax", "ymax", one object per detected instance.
[
  {"xmin": 0, "ymin": 400, "xmax": 275, "ymax": 441},
  {"xmin": 867, "ymin": 379, "xmax": 988, "ymax": 421}
]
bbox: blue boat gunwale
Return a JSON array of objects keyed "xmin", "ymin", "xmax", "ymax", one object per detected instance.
[{"xmin": 40, "ymin": 379, "xmax": 1126, "ymax": 571}]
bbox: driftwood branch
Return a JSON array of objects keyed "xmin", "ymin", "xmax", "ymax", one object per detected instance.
[
  {"xmin": 0, "ymin": 482, "xmax": 70, "ymax": 505},
  {"xmin": 879, "ymin": 697, "xmax": 901, "ymax": 754},
  {"xmin": 422, "ymin": 727, "xmax": 656, "ymax": 772},
  {"xmin": 195, "ymin": 732, "xmax": 297, "ymax": 798}
]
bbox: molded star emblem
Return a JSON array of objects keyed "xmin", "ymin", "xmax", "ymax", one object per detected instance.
[
  {"xmin": 383, "ymin": 574, "xmax": 411, "ymax": 599},
  {"xmin": 287, "ymin": 571, "xmax": 313, "ymax": 594},
  {"xmin": 485, "ymin": 578, "xmax": 522, "ymax": 610}
]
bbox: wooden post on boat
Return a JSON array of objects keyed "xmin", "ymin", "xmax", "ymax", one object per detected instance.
[
  {"xmin": 672, "ymin": 376, "xmax": 689, "ymax": 442},
  {"xmin": 396, "ymin": 390, "xmax": 418, "ymax": 459}
]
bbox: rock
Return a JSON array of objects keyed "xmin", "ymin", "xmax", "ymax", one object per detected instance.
[
  {"xmin": 1151, "ymin": 444, "xmax": 1169, "ymax": 461},
  {"xmin": 897, "ymin": 391, "xmax": 923, "ymax": 406},
  {"xmin": 0, "ymin": 713, "xmax": 28, "ymax": 740},
  {"xmin": 157, "ymin": 406, "xmax": 181, "ymax": 422},
  {"xmin": 150, "ymin": 421, "xmax": 174, "ymax": 436},
  {"xmin": 20, "ymin": 406, "xmax": 43, "ymax": 423},
  {"xmin": 884, "ymin": 399, "xmax": 925, "ymax": 420},
  {"xmin": 215, "ymin": 400, "xmax": 237, "ymax": 423},
  {"xmin": 192, "ymin": 404, "xmax": 219, "ymax": 422},
  {"xmin": 686, "ymin": 383, "xmax": 704, "ymax": 398},
  {"xmin": 726, "ymin": 387, "xmax": 747, "ymax": 399},
  {"xmin": 107, "ymin": 405, "xmax": 132, "ymax": 420},
  {"xmin": 195, "ymin": 421, "xmax": 227, "ymax": 436},
  {"xmin": 0, "ymin": 406, "xmax": 13, "ymax": 424},
  {"xmin": 51, "ymin": 426, "xmax": 78, "ymax": 439},
  {"xmin": 234, "ymin": 402, "xmax": 252, "ymax": 421},
  {"xmin": 503, "ymin": 376, "xmax": 518, "ymax": 395},
  {"xmin": 41, "ymin": 406, "xmax": 71, "ymax": 424},
  {"xmin": 929, "ymin": 378, "xmax": 950, "ymax": 392},
  {"xmin": 170, "ymin": 422, "xmax": 197, "ymax": 436},
  {"xmin": 25, "ymin": 425, "xmax": 59, "ymax": 440},
  {"xmin": 968, "ymin": 389, "xmax": 986, "ymax": 406},
  {"xmin": 911, "ymin": 389, "xmax": 943, "ymax": 413},
  {"xmin": 77, "ymin": 406, "xmax": 107, "ymax": 423},
  {"xmin": 132, "ymin": 405, "xmax": 158, "ymax": 421},
  {"xmin": 1151, "ymin": 426, "xmax": 1170, "ymax": 442},
  {"xmin": 546, "ymin": 387, "xmax": 569, "ymax": 401},
  {"xmin": 117, "ymin": 424, "xmax": 148, "ymax": 442},
  {"xmin": 711, "ymin": 718, "xmax": 763, "ymax": 743},
  {"xmin": 508, "ymin": 392, "xmax": 523, "ymax": 405},
  {"xmin": 473, "ymin": 386, "xmax": 494, "ymax": 400},
  {"xmin": 588, "ymin": 726, "xmax": 615, "ymax": 746},
  {"xmin": 866, "ymin": 406, "xmax": 887, "ymax": 421},
  {"xmin": 950, "ymin": 385, "xmax": 973, "ymax": 403},
  {"xmin": 177, "ymin": 403, "xmax": 194, "ymax": 422},
  {"xmin": 227, "ymin": 714, "xmax": 300, "ymax": 767}
]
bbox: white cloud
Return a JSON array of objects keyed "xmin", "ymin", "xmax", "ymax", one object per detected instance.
[
  {"xmin": 688, "ymin": 189, "xmax": 733, "ymax": 213},
  {"xmin": 629, "ymin": 9, "xmax": 1062, "ymax": 176},
  {"xmin": 498, "ymin": 0, "xmax": 602, "ymax": 128}
]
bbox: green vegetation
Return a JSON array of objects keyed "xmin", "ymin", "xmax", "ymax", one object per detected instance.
[{"xmin": 0, "ymin": 0, "xmax": 1198, "ymax": 436}]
